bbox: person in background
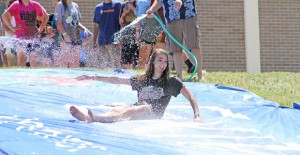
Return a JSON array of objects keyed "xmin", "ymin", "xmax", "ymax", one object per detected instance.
[
  {"xmin": 29, "ymin": 25, "xmax": 56, "ymax": 67},
  {"xmin": 79, "ymin": 29, "xmax": 92, "ymax": 67},
  {"xmin": 70, "ymin": 48, "xmax": 202, "ymax": 123},
  {"xmin": 1, "ymin": 0, "xmax": 49, "ymax": 67},
  {"xmin": 55, "ymin": 0, "xmax": 88, "ymax": 68},
  {"xmin": 147, "ymin": 0, "xmax": 203, "ymax": 80},
  {"xmin": 134, "ymin": 0, "xmax": 162, "ymax": 69},
  {"xmin": 50, "ymin": 0, "xmax": 60, "ymax": 30},
  {"xmin": 93, "ymin": 0, "xmax": 122, "ymax": 69},
  {"xmin": 119, "ymin": 0, "xmax": 139, "ymax": 69},
  {"xmin": 1, "ymin": 0, "xmax": 18, "ymax": 68},
  {"xmin": 49, "ymin": 0, "xmax": 61, "ymax": 67},
  {"xmin": 50, "ymin": 0, "xmax": 61, "ymax": 49}
]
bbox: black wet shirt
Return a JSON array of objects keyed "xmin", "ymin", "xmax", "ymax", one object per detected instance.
[{"xmin": 130, "ymin": 76, "xmax": 183, "ymax": 117}]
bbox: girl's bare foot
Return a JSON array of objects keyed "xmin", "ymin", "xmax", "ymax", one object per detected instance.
[{"xmin": 70, "ymin": 106, "xmax": 93, "ymax": 122}]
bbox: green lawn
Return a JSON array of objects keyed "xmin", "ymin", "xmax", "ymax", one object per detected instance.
[{"xmin": 186, "ymin": 72, "xmax": 300, "ymax": 107}]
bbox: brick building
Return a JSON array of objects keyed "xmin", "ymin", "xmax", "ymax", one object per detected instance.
[{"xmin": 0, "ymin": 0, "xmax": 299, "ymax": 72}]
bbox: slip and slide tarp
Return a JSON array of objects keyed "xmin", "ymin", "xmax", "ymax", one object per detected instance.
[{"xmin": 0, "ymin": 69, "xmax": 299, "ymax": 155}]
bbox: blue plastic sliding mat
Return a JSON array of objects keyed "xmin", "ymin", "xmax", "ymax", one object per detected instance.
[{"xmin": 0, "ymin": 69, "xmax": 299, "ymax": 155}]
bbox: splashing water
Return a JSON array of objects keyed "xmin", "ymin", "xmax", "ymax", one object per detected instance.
[
  {"xmin": 0, "ymin": 14, "xmax": 156, "ymax": 68},
  {"xmin": 113, "ymin": 14, "xmax": 148, "ymax": 43},
  {"xmin": 120, "ymin": 14, "xmax": 148, "ymax": 34},
  {"xmin": 0, "ymin": 36, "xmax": 41, "ymax": 50}
]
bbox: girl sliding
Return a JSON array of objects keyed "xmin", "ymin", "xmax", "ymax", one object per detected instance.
[{"xmin": 71, "ymin": 48, "xmax": 201, "ymax": 123}]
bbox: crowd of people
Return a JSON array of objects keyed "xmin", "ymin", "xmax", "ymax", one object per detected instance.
[
  {"xmin": 0, "ymin": 0, "xmax": 202, "ymax": 80},
  {"xmin": 0, "ymin": 0, "xmax": 203, "ymax": 123}
]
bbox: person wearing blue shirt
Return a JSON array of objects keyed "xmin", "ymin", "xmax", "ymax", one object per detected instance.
[
  {"xmin": 93, "ymin": 0, "xmax": 122, "ymax": 68},
  {"xmin": 79, "ymin": 29, "xmax": 92, "ymax": 67},
  {"xmin": 135, "ymin": 0, "xmax": 150, "ymax": 16}
]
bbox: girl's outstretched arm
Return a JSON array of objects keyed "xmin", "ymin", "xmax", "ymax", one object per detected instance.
[
  {"xmin": 75, "ymin": 75, "xmax": 131, "ymax": 85},
  {"xmin": 180, "ymin": 86, "xmax": 202, "ymax": 123}
]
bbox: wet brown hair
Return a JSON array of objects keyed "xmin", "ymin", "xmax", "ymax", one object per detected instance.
[
  {"xmin": 138, "ymin": 48, "xmax": 170, "ymax": 86},
  {"xmin": 62, "ymin": 0, "xmax": 67, "ymax": 10}
]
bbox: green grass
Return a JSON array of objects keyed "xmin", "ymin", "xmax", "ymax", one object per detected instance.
[
  {"xmin": 1, "ymin": 67, "xmax": 299, "ymax": 107},
  {"xmin": 184, "ymin": 72, "xmax": 300, "ymax": 107}
]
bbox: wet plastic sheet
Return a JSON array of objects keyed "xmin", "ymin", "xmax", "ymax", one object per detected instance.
[{"xmin": 0, "ymin": 69, "xmax": 299, "ymax": 155}]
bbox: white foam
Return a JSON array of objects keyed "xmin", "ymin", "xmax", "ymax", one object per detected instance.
[
  {"xmin": 202, "ymin": 106, "xmax": 251, "ymax": 120},
  {"xmin": 67, "ymin": 149, "xmax": 78, "ymax": 152},
  {"xmin": 16, "ymin": 126, "xmax": 25, "ymax": 131},
  {"xmin": 91, "ymin": 145, "xmax": 107, "ymax": 151},
  {"xmin": 55, "ymin": 142, "xmax": 71, "ymax": 148},
  {"xmin": 0, "ymin": 115, "xmax": 18, "ymax": 120},
  {"xmin": 0, "ymin": 121, "xmax": 8, "ymax": 124}
]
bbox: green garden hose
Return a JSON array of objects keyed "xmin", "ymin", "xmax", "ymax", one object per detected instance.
[{"xmin": 153, "ymin": 14, "xmax": 198, "ymax": 81}]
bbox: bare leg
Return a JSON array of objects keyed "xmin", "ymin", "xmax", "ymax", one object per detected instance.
[
  {"xmin": 6, "ymin": 53, "xmax": 14, "ymax": 67},
  {"xmin": 91, "ymin": 104, "xmax": 154, "ymax": 123},
  {"xmin": 60, "ymin": 42, "xmax": 71, "ymax": 68},
  {"xmin": 29, "ymin": 52, "xmax": 39, "ymax": 68},
  {"xmin": 182, "ymin": 50, "xmax": 189, "ymax": 61},
  {"xmin": 191, "ymin": 48, "xmax": 203, "ymax": 80},
  {"xmin": 137, "ymin": 44, "xmax": 152, "ymax": 69},
  {"xmin": 172, "ymin": 50, "xmax": 184, "ymax": 80},
  {"xmin": 1, "ymin": 50, "xmax": 8, "ymax": 67},
  {"xmin": 53, "ymin": 52, "xmax": 62, "ymax": 68},
  {"xmin": 17, "ymin": 51, "xmax": 26, "ymax": 67},
  {"xmin": 68, "ymin": 46, "xmax": 80, "ymax": 68}
]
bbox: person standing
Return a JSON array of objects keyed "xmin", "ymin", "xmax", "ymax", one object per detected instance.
[
  {"xmin": 147, "ymin": 0, "xmax": 202, "ymax": 80},
  {"xmin": 79, "ymin": 29, "xmax": 92, "ymax": 67},
  {"xmin": 2, "ymin": 0, "xmax": 49, "ymax": 67},
  {"xmin": 55, "ymin": 0, "xmax": 88, "ymax": 68},
  {"xmin": 93, "ymin": 0, "xmax": 122, "ymax": 69},
  {"xmin": 135, "ymin": 0, "xmax": 162, "ymax": 69},
  {"xmin": 1, "ymin": 0, "xmax": 17, "ymax": 68},
  {"xmin": 119, "ymin": 0, "xmax": 139, "ymax": 69}
]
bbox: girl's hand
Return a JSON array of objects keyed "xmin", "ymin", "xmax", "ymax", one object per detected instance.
[{"xmin": 193, "ymin": 116, "xmax": 203, "ymax": 123}]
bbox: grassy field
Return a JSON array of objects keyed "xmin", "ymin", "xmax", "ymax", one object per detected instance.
[{"xmin": 183, "ymin": 72, "xmax": 300, "ymax": 107}]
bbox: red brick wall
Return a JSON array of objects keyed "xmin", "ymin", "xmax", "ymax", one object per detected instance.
[
  {"xmin": 0, "ymin": 0, "xmax": 300, "ymax": 72},
  {"xmin": 198, "ymin": 0, "xmax": 245, "ymax": 72},
  {"xmin": 259, "ymin": 0, "xmax": 300, "ymax": 72}
]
